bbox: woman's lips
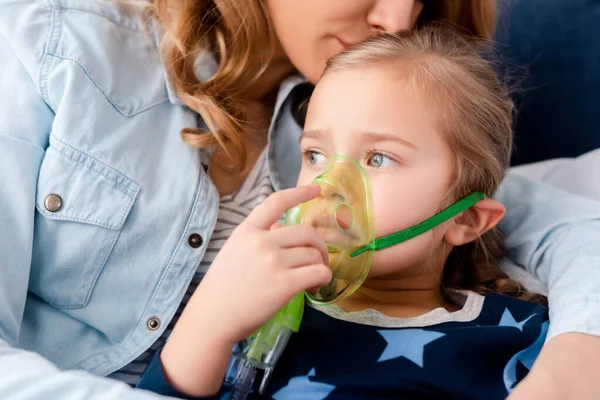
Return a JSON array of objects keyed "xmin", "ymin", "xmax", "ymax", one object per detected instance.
[
  {"xmin": 336, "ymin": 37, "xmax": 349, "ymax": 51},
  {"xmin": 336, "ymin": 37, "xmax": 362, "ymax": 51}
]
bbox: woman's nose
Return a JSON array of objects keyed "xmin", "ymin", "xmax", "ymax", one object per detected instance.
[{"xmin": 366, "ymin": 0, "xmax": 423, "ymax": 34}]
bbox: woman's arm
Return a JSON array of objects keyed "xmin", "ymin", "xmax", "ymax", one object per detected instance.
[
  {"xmin": 495, "ymin": 171, "xmax": 600, "ymax": 339},
  {"xmin": 496, "ymin": 166, "xmax": 600, "ymax": 399},
  {"xmin": 0, "ymin": 3, "xmax": 172, "ymax": 398},
  {"xmin": 0, "ymin": 339, "xmax": 176, "ymax": 400},
  {"xmin": 509, "ymin": 332, "xmax": 600, "ymax": 400}
]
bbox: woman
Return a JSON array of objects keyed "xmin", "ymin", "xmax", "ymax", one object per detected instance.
[{"xmin": 0, "ymin": 0, "xmax": 598, "ymax": 398}]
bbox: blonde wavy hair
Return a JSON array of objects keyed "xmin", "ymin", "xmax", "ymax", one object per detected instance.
[
  {"xmin": 144, "ymin": 0, "xmax": 499, "ymax": 171},
  {"xmin": 323, "ymin": 26, "xmax": 546, "ymax": 305}
]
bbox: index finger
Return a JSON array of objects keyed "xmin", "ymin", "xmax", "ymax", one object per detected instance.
[{"xmin": 245, "ymin": 184, "xmax": 321, "ymax": 230}]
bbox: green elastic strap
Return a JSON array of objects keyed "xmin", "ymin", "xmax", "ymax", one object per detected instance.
[{"xmin": 350, "ymin": 192, "xmax": 486, "ymax": 257}]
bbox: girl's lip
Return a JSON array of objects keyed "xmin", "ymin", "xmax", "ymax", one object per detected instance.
[
  {"xmin": 316, "ymin": 226, "xmax": 360, "ymax": 250},
  {"xmin": 310, "ymin": 212, "xmax": 358, "ymax": 238}
]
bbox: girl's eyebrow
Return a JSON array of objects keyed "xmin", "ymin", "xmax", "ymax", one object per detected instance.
[
  {"xmin": 358, "ymin": 131, "xmax": 417, "ymax": 150},
  {"xmin": 299, "ymin": 129, "xmax": 325, "ymax": 143},
  {"xmin": 300, "ymin": 130, "xmax": 417, "ymax": 150}
]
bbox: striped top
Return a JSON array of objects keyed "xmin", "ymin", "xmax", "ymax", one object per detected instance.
[{"xmin": 109, "ymin": 150, "xmax": 274, "ymax": 386}]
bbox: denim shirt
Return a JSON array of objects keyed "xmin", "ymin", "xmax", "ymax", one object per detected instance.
[{"xmin": 1, "ymin": 1, "xmax": 599, "ymax": 398}]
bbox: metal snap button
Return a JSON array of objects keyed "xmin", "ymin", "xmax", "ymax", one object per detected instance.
[
  {"xmin": 188, "ymin": 233, "xmax": 204, "ymax": 249},
  {"xmin": 146, "ymin": 316, "xmax": 161, "ymax": 331},
  {"xmin": 44, "ymin": 194, "xmax": 63, "ymax": 212}
]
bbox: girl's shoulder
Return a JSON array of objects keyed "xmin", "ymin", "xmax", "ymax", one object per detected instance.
[{"xmin": 478, "ymin": 292, "xmax": 549, "ymax": 327}]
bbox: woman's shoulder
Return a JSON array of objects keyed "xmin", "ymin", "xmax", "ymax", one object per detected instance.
[
  {"xmin": 44, "ymin": 0, "xmax": 157, "ymax": 58},
  {"xmin": 1, "ymin": 0, "xmax": 169, "ymax": 115},
  {"xmin": 0, "ymin": 0, "xmax": 149, "ymax": 28},
  {"xmin": 0, "ymin": 0, "xmax": 151, "ymax": 53}
]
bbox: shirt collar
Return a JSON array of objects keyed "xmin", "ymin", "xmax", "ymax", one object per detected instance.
[{"xmin": 149, "ymin": 19, "xmax": 220, "ymax": 105}]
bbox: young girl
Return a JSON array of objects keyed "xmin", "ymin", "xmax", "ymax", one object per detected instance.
[{"xmin": 139, "ymin": 27, "xmax": 548, "ymax": 399}]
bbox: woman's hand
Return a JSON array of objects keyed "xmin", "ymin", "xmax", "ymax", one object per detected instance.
[
  {"xmin": 160, "ymin": 185, "xmax": 332, "ymax": 396},
  {"xmin": 509, "ymin": 332, "xmax": 600, "ymax": 400}
]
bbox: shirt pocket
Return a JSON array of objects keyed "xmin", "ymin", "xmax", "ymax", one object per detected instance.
[
  {"xmin": 30, "ymin": 139, "xmax": 140, "ymax": 309},
  {"xmin": 51, "ymin": 7, "xmax": 169, "ymax": 117}
]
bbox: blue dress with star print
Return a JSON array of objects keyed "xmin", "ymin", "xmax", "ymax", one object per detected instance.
[
  {"xmin": 248, "ymin": 293, "xmax": 548, "ymax": 400},
  {"xmin": 136, "ymin": 293, "xmax": 548, "ymax": 399}
]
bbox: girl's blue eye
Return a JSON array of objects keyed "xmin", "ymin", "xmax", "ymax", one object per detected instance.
[
  {"xmin": 368, "ymin": 152, "xmax": 395, "ymax": 168},
  {"xmin": 307, "ymin": 151, "xmax": 327, "ymax": 166}
]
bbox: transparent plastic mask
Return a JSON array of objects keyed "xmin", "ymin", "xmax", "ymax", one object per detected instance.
[{"xmin": 285, "ymin": 156, "xmax": 375, "ymax": 305}]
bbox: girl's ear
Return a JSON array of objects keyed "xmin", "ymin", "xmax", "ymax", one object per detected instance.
[{"xmin": 445, "ymin": 199, "xmax": 506, "ymax": 246}]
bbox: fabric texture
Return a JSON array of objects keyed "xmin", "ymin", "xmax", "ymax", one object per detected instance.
[
  {"xmin": 495, "ymin": 0, "xmax": 600, "ymax": 164},
  {"xmin": 139, "ymin": 293, "xmax": 549, "ymax": 400}
]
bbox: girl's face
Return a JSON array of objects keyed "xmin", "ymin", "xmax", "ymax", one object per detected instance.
[
  {"xmin": 297, "ymin": 64, "xmax": 456, "ymax": 279},
  {"xmin": 266, "ymin": 0, "xmax": 424, "ymax": 83}
]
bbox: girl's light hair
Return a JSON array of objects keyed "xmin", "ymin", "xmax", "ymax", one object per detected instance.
[
  {"xmin": 146, "ymin": 0, "xmax": 498, "ymax": 171},
  {"xmin": 324, "ymin": 26, "xmax": 546, "ymax": 305}
]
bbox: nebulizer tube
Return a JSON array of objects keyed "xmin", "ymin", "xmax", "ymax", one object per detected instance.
[
  {"xmin": 229, "ymin": 293, "xmax": 303, "ymax": 399},
  {"xmin": 228, "ymin": 155, "xmax": 486, "ymax": 398}
]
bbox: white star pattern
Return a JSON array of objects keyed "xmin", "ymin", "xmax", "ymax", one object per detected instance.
[
  {"xmin": 498, "ymin": 309, "xmax": 535, "ymax": 332},
  {"xmin": 377, "ymin": 329, "xmax": 445, "ymax": 368},
  {"xmin": 272, "ymin": 368, "xmax": 337, "ymax": 400}
]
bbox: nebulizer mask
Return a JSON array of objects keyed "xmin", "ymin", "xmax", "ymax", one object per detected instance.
[{"xmin": 229, "ymin": 156, "xmax": 485, "ymax": 399}]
